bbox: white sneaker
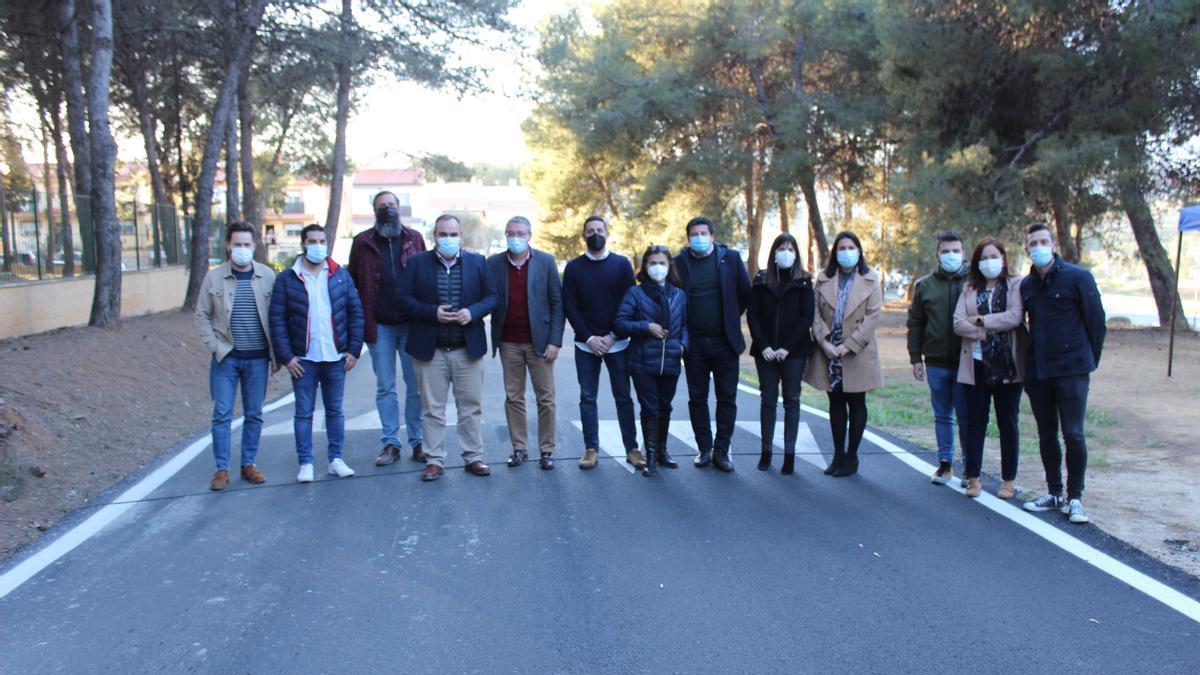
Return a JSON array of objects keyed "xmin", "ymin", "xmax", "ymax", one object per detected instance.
[
  {"xmin": 1065, "ymin": 499, "xmax": 1089, "ymax": 524},
  {"xmin": 328, "ymin": 458, "xmax": 355, "ymax": 478},
  {"xmin": 296, "ymin": 463, "xmax": 314, "ymax": 483}
]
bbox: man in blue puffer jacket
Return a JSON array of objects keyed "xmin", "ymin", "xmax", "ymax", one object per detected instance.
[{"xmin": 270, "ymin": 224, "xmax": 365, "ymax": 484}]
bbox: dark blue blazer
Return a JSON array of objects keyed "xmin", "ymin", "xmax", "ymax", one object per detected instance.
[
  {"xmin": 269, "ymin": 258, "xmax": 364, "ymax": 364},
  {"xmin": 673, "ymin": 243, "xmax": 752, "ymax": 354},
  {"xmin": 398, "ymin": 250, "xmax": 498, "ymax": 360},
  {"xmin": 614, "ymin": 281, "xmax": 689, "ymax": 376},
  {"xmin": 1021, "ymin": 254, "xmax": 1107, "ymax": 380}
]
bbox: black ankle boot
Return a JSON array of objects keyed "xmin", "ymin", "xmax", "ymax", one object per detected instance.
[
  {"xmin": 757, "ymin": 447, "xmax": 772, "ymax": 471},
  {"xmin": 656, "ymin": 417, "xmax": 677, "ymax": 468},
  {"xmin": 824, "ymin": 449, "xmax": 845, "ymax": 476},
  {"xmin": 832, "ymin": 450, "xmax": 858, "ymax": 477},
  {"xmin": 693, "ymin": 447, "xmax": 712, "ymax": 468},
  {"xmin": 781, "ymin": 452, "xmax": 795, "ymax": 475},
  {"xmin": 713, "ymin": 447, "xmax": 734, "ymax": 473}
]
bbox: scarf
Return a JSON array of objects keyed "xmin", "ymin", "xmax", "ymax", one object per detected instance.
[
  {"xmin": 828, "ymin": 271, "xmax": 855, "ymax": 389},
  {"xmin": 976, "ymin": 279, "xmax": 1016, "ymax": 385}
]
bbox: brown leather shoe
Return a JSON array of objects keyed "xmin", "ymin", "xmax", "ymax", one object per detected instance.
[
  {"xmin": 420, "ymin": 464, "xmax": 444, "ymax": 481},
  {"xmin": 965, "ymin": 478, "xmax": 982, "ymax": 498},
  {"xmin": 626, "ymin": 448, "xmax": 646, "ymax": 468},
  {"xmin": 465, "ymin": 460, "xmax": 491, "ymax": 476},
  {"xmin": 240, "ymin": 465, "xmax": 266, "ymax": 484},
  {"xmin": 579, "ymin": 448, "xmax": 600, "ymax": 470},
  {"xmin": 210, "ymin": 469, "xmax": 229, "ymax": 491},
  {"xmin": 375, "ymin": 444, "xmax": 401, "ymax": 466},
  {"xmin": 411, "ymin": 442, "xmax": 426, "ymax": 463},
  {"xmin": 997, "ymin": 480, "xmax": 1016, "ymax": 499}
]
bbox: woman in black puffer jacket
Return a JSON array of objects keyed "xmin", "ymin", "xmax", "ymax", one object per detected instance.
[
  {"xmin": 747, "ymin": 233, "xmax": 815, "ymax": 475},
  {"xmin": 615, "ymin": 246, "xmax": 689, "ymax": 477}
]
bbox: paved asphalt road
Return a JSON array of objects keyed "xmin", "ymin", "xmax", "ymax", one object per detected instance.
[{"xmin": 2, "ymin": 340, "xmax": 1198, "ymax": 673}]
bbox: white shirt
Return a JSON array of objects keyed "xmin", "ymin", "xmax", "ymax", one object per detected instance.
[{"xmin": 294, "ymin": 258, "xmax": 340, "ymax": 362}]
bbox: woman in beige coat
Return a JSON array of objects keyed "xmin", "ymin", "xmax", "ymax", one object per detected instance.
[
  {"xmin": 804, "ymin": 231, "xmax": 883, "ymax": 477},
  {"xmin": 953, "ymin": 236, "xmax": 1026, "ymax": 499}
]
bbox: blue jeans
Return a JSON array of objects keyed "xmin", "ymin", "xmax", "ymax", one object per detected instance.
[
  {"xmin": 926, "ymin": 364, "xmax": 968, "ymax": 464},
  {"xmin": 368, "ymin": 322, "xmax": 422, "ymax": 449},
  {"xmin": 292, "ymin": 358, "xmax": 346, "ymax": 465},
  {"xmin": 209, "ymin": 355, "xmax": 269, "ymax": 470},
  {"xmin": 575, "ymin": 348, "xmax": 638, "ymax": 451}
]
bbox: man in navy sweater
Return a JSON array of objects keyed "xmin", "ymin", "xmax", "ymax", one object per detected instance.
[
  {"xmin": 562, "ymin": 216, "xmax": 643, "ymax": 470},
  {"xmin": 1020, "ymin": 222, "xmax": 1106, "ymax": 524}
]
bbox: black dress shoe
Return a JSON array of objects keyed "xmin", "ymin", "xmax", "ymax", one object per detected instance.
[
  {"xmin": 693, "ymin": 448, "xmax": 712, "ymax": 468},
  {"xmin": 781, "ymin": 453, "xmax": 795, "ymax": 475},
  {"xmin": 824, "ymin": 450, "xmax": 844, "ymax": 476},
  {"xmin": 832, "ymin": 453, "xmax": 858, "ymax": 477},
  {"xmin": 539, "ymin": 453, "xmax": 554, "ymax": 470},
  {"xmin": 507, "ymin": 449, "xmax": 528, "ymax": 467},
  {"xmin": 712, "ymin": 448, "xmax": 734, "ymax": 473},
  {"xmin": 757, "ymin": 449, "xmax": 772, "ymax": 471},
  {"xmin": 411, "ymin": 442, "xmax": 426, "ymax": 463}
]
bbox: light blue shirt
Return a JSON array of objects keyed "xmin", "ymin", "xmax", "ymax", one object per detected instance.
[{"xmin": 293, "ymin": 258, "xmax": 340, "ymax": 362}]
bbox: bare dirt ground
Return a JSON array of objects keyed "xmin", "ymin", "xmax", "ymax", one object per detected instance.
[
  {"xmin": 866, "ymin": 308, "xmax": 1200, "ymax": 577},
  {"xmin": 0, "ymin": 311, "xmax": 291, "ymax": 560}
]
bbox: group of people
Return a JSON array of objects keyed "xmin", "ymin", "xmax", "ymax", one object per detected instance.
[{"xmin": 195, "ymin": 191, "xmax": 1106, "ymax": 524}]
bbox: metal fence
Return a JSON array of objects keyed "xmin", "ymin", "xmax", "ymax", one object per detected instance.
[{"xmin": 0, "ymin": 185, "xmax": 229, "ymax": 285}]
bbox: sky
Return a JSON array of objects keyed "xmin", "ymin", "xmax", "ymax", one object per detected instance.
[{"xmin": 345, "ymin": 0, "xmax": 574, "ymax": 169}]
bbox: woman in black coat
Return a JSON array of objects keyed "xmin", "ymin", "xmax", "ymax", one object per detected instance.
[
  {"xmin": 614, "ymin": 246, "xmax": 689, "ymax": 477},
  {"xmin": 746, "ymin": 233, "xmax": 815, "ymax": 474}
]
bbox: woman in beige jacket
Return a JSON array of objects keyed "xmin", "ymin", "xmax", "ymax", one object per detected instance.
[
  {"xmin": 804, "ymin": 231, "xmax": 883, "ymax": 477},
  {"xmin": 953, "ymin": 236, "xmax": 1026, "ymax": 499}
]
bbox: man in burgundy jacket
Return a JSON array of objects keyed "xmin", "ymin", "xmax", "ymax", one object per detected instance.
[{"xmin": 348, "ymin": 191, "xmax": 428, "ymax": 466}]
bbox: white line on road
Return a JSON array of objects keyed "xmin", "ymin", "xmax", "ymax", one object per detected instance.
[
  {"xmin": 734, "ymin": 420, "xmax": 825, "ymax": 470},
  {"xmin": 735, "ymin": 382, "xmax": 1200, "ymax": 625},
  {"xmin": 0, "ymin": 394, "xmax": 296, "ymax": 600}
]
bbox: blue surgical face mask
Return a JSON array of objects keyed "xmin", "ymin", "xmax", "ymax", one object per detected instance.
[
  {"xmin": 437, "ymin": 236, "xmax": 462, "ymax": 258},
  {"xmin": 836, "ymin": 248, "xmax": 859, "ymax": 269},
  {"xmin": 1029, "ymin": 245, "xmax": 1053, "ymax": 268},
  {"xmin": 507, "ymin": 236, "xmax": 528, "ymax": 255},
  {"xmin": 305, "ymin": 244, "xmax": 327, "ymax": 264},
  {"xmin": 939, "ymin": 251, "xmax": 963, "ymax": 273},
  {"xmin": 230, "ymin": 246, "xmax": 254, "ymax": 266},
  {"xmin": 689, "ymin": 234, "xmax": 712, "ymax": 254}
]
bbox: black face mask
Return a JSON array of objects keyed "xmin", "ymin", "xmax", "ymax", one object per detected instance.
[
  {"xmin": 586, "ymin": 233, "xmax": 605, "ymax": 252},
  {"xmin": 375, "ymin": 205, "xmax": 399, "ymax": 225}
]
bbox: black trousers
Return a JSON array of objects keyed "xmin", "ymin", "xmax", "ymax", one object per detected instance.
[
  {"xmin": 963, "ymin": 360, "xmax": 1022, "ymax": 481},
  {"xmin": 755, "ymin": 354, "xmax": 805, "ymax": 453},
  {"xmin": 827, "ymin": 386, "xmax": 867, "ymax": 455},
  {"xmin": 684, "ymin": 335, "xmax": 739, "ymax": 452},
  {"xmin": 1024, "ymin": 374, "xmax": 1090, "ymax": 500}
]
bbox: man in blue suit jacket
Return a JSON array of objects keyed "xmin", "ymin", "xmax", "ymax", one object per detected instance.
[{"xmin": 398, "ymin": 214, "xmax": 498, "ymax": 482}]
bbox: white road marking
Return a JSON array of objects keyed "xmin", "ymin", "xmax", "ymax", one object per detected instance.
[
  {"xmin": 0, "ymin": 394, "xmax": 296, "ymax": 600},
  {"xmin": 734, "ymin": 421, "xmax": 825, "ymax": 470},
  {"xmin": 735, "ymin": 382, "xmax": 1200, "ymax": 625}
]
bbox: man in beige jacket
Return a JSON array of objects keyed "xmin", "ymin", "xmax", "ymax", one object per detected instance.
[{"xmin": 195, "ymin": 222, "xmax": 277, "ymax": 491}]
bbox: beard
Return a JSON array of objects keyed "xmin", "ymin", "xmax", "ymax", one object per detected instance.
[{"xmin": 375, "ymin": 219, "xmax": 402, "ymax": 239}]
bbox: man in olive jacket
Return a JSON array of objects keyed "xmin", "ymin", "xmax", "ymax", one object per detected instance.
[{"xmin": 907, "ymin": 231, "xmax": 969, "ymax": 485}]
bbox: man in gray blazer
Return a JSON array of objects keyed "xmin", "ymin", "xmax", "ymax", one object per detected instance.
[{"xmin": 488, "ymin": 216, "xmax": 565, "ymax": 470}]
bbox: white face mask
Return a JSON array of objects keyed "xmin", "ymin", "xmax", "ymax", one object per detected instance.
[
  {"xmin": 979, "ymin": 257, "xmax": 1005, "ymax": 280},
  {"xmin": 774, "ymin": 249, "xmax": 796, "ymax": 270},
  {"xmin": 939, "ymin": 251, "xmax": 963, "ymax": 273},
  {"xmin": 230, "ymin": 247, "xmax": 253, "ymax": 266},
  {"xmin": 647, "ymin": 263, "xmax": 669, "ymax": 282}
]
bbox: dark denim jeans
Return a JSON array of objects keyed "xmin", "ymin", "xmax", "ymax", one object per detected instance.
[
  {"xmin": 209, "ymin": 355, "xmax": 269, "ymax": 470},
  {"xmin": 925, "ymin": 364, "xmax": 968, "ymax": 464},
  {"xmin": 631, "ymin": 372, "xmax": 680, "ymax": 419},
  {"xmin": 963, "ymin": 361, "xmax": 1022, "ymax": 481},
  {"xmin": 755, "ymin": 354, "xmax": 805, "ymax": 453},
  {"xmin": 684, "ymin": 336, "xmax": 739, "ymax": 453},
  {"xmin": 1025, "ymin": 374, "xmax": 1090, "ymax": 500},
  {"xmin": 575, "ymin": 348, "xmax": 638, "ymax": 451},
  {"xmin": 292, "ymin": 358, "xmax": 347, "ymax": 466}
]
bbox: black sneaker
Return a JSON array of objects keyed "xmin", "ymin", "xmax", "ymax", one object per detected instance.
[
  {"xmin": 1023, "ymin": 493, "xmax": 1065, "ymax": 512},
  {"xmin": 930, "ymin": 461, "xmax": 953, "ymax": 485}
]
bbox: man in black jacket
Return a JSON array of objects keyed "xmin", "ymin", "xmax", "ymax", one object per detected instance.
[
  {"xmin": 673, "ymin": 216, "xmax": 751, "ymax": 472},
  {"xmin": 1020, "ymin": 222, "xmax": 1106, "ymax": 524}
]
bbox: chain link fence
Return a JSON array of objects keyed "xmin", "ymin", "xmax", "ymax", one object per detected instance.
[{"xmin": 0, "ymin": 185, "xmax": 231, "ymax": 285}]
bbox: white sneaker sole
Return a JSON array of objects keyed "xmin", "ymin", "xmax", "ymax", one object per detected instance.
[
  {"xmin": 1023, "ymin": 503, "xmax": 1061, "ymax": 512},
  {"xmin": 328, "ymin": 467, "xmax": 355, "ymax": 478},
  {"xmin": 1069, "ymin": 514, "xmax": 1090, "ymax": 524},
  {"xmin": 930, "ymin": 474, "xmax": 951, "ymax": 485}
]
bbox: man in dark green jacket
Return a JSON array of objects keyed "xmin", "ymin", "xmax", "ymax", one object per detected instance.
[{"xmin": 907, "ymin": 231, "xmax": 969, "ymax": 486}]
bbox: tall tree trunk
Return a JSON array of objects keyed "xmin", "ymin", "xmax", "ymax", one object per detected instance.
[
  {"xmin": 746, "ymin": 140, "xmax": 767, "ymax": 278},
  {"xmin": 1119, "ymin": 179, "xmax": 1189, "ymax": 330},
  {"xmin": 60, "ymin": 0, "xmax": 94, "ymax": 274},
  {"xmin": 50, "ymin": 93, "xmax": 76, "ymax": 276},
  {"xmin": 172, "ymin": 43, "xmax": 190, "ymax": 217},
  {"xmin": 87, "ymin": 0, "xmax": 121, "ymax": 328},
  {"xmin": 323, "ymin": 0, "xmax": 354, "ymax": 244},
  {"xmin": 238, "ymin": 72, "xmax": 263, "ymax": 261},
  {"xmin": 182, "ymin": 0, "xmax": 269, "ymax": 311},
  {"xmin": 39, "ymin": 114, "xmax": 57, "ymax": 276},
  {"xmin": 1048, "ymin": 183, "xmax": 1078, "ymax": 263},
  {"xmin": 224, "ymin": 94, "xmax": 240, "ymax": 226},
  {"xmin": 799, "ymin": 170, "xmax": 828, "ymax": 268},
  {"xmin": 0, "ymin": 180, "xmax": 11, "ymax": 273},
  {"xmin": 778, "ymin": 190, "xmax": 790, "ymax": 234}
]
